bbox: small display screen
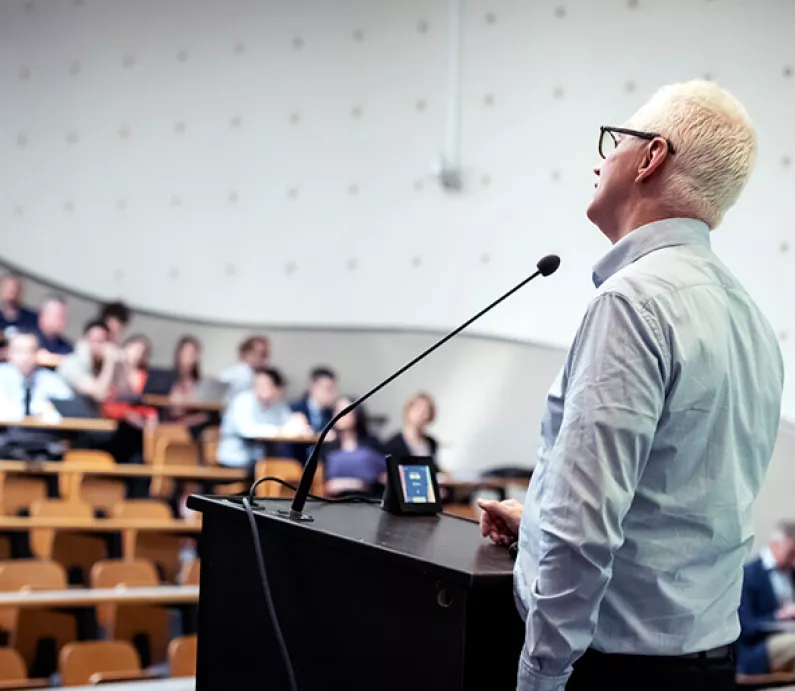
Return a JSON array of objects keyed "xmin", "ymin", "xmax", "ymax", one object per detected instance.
[{"xmin": 398, "ymin": 464, "xmax": 436, "ymax": 504}]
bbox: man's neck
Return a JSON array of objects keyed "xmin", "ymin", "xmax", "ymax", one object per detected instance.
[{"xmin": 605, "ymin": 198, "xmax": 691, "ymax": 245}]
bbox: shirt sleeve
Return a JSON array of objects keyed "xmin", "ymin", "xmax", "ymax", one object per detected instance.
[
  {"xmin": 45, "ymin": 371, "xmax": 75, "ymax": 401},
  {"xmin": 517, "ymin": 292, "xmax": 668, "ymax": 691}
]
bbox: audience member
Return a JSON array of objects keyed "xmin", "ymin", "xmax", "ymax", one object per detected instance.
[
  {"xmin": 323, "ymin": 396, "xmax": 385, "ymax": 497},
  {"xmin": 0, "ymin": 331, "xmax": 72, "ymax": 420},
  {"xmin": 0, "ymin": 331, "xmax": 72, "ymax": 460},
  {"xmin": 0, "ymin": 274, "xmax": 37, "ymax": 333},
  {"xmin": 58, "ymin": 320, "xmax": 127, "ymax": 402},
  {"xmin": 291, "ymin": 367, "xmax": 338, "ymax": 432},
  {"xmin": 99, "ymin": 300, "xmax": 131, "ymax": 343},
  {"xmin": 100, "ymin": 335, "xmax": 157, "ymax": 477},
  {"xmin": 34, "ymin": 294, "xmax": 73, "ymax": 368},
  {"xmin": 168, "ymin": 335, "xmax": 211, "ymax": 435},
  {"xmin": 384, "ymin": 392, "xmax": 440, "ymax": 472},
  {"xmin": 738, "ymin": 522, "xmax": 795, "ymax": 675},
  {"xmin": 217, "ymin": 366, "xmax": 295, "ymax": 470},
  {"xmin": 220, "ymin": 335, "xmax": 270, "ymax": 400}
]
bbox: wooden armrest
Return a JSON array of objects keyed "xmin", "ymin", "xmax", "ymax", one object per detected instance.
[
  {"xmin": 0, "ymin": 679, "xmax": 51, "ymax": 690},
  {"xmin": 90, "ymin": 669, "xmax": 160, "ymax": 684}
]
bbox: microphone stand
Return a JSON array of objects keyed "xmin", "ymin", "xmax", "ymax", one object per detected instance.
[{"xmin": 284, "ymin": 254, "xmax": 561, "ymax": 521}]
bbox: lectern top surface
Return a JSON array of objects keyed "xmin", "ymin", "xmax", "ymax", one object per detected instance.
[{"xmin": 189, "ymin": 495, "xmax": 516, "ymax": 584}]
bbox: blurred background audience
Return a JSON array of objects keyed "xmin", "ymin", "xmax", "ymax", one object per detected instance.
[
  {"xmin": 323, "ymin": 396, "xmax": 386, "ymax": 498},
  {"xmin": 220, "ymin": 336, "xmax": 270, "ymax": 401},
  {"xmin": 34, "ymin": 295, "xmax": 73, "ymax": 368}
]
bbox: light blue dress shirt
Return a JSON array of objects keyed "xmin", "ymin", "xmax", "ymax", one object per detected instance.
[
  {"xmin": 217, "ymin": 390, "xmax": 293, "ymax": 467},
  {"xmin": 0, "ymin": 364, "xmax": 74, "ymax": 421},
  {"xmin": 515, "ymin": 218, "xmax": 784, "ymax": 691}
]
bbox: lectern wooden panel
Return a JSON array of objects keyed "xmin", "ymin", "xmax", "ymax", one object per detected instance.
[{"xmin": 187, "ymin": 495, "xmax": 524, "ymax": 691}]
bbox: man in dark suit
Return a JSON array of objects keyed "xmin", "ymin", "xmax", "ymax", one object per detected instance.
[
  {"xmin": 290, "ymin": 367, "xmax": 338, "ymax": 462},
  {"xmin": 291, "ymin": 367, "xmax": 337, "ymax": 433},
  {"xmin": 738, "ymin": 522, "xmax": 795, "ymax": 675}
]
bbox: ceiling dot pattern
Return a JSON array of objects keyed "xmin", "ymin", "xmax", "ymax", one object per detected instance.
[{"xmin": 1, "ymin": 0, "xmax": 794, "ymax": 419}]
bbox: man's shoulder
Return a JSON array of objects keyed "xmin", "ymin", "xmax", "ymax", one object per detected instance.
[
  {"xmin": 601, "ymin": 244, "xmax": 731, "ymax": 300},
  {"xmin": 37, "ymin": 366, "xmax": 69, "ymax": 387}
]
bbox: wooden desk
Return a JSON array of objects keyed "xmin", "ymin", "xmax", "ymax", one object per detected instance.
[
  {"xmin": 65, "ymin": 678, "xmax": 195, "ymax": 691},
  {"xmin": 142, "ymin": 395, "xmax": 224, "ymax": 413},
  {"xmin": 243, "ymin": 433, "xmax": 320, "ymax": 444},
  {"xmin": 0, "ymin": 417, "xmax": 117, "ymax": 432},
  {"xmin": 0, "ymin": 517, "xmax": 200, "ymax": 559},
  {"xmin": 0, "ymin": 584, "xmax": 199, "ymax": 609},
  {"xmin": 0, "ymin": 460, "xmax": 246, "ymax": 482},
  {"xmin": 0, "ymin": 517, "xmax": 200, "ymax": 533}
]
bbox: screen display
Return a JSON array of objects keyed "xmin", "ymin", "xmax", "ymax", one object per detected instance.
[{"xmin": 398, "ymin": 464, "xmax": 436, "ymax": 504}]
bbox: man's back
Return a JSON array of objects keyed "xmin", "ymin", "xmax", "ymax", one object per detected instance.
[
  {"xmin": 593, "ymin": 222, "xmax": 784, "ymax": 651},
  {"xmin": 516, "ymin": 219, "xmax": 784, "ymax": 665}
]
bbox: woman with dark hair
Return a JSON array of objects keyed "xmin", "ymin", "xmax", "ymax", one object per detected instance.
[
  {"xmin": 323, "ymin": 396, "xmax": 386, "ymax": 498},
  {"xmin": 102, "ymin": 335, "xmax": 157, "ymax": 495},
  {"xmin": 168, "ymin": 335, "xmax": 212, "ymax": 435}
]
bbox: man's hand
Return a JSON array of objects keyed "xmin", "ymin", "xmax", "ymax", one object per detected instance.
[
  {"xmin": 776, "ymin": 603, "xmax": 795, "ymax": 620},
  {"xmin": 478, "ymin": 498, "xmax": 524, "ymax": 547}
]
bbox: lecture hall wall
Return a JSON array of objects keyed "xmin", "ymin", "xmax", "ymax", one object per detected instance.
[{"xmin": 1, "ymin": 0, "xmax": 794, "ymax": 546}]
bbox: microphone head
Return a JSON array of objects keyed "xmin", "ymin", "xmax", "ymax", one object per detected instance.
[{"xmin": 536, "ymin": 254, "xmax": 561, "ymax": 277}]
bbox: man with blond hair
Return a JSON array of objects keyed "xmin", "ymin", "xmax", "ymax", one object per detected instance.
[{"xmin": 479, "ymin": 80, "xmax": 784, "ymax": 690}]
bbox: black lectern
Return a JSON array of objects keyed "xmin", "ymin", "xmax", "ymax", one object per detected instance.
[{"xmin": 187, "ymin": 495, "xmax": 524, "ymax": 691}]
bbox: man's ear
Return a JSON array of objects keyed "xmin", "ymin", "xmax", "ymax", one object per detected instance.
[{"xmin": 636, "ymin": 137, "xmax": 669, "ymax": 183}]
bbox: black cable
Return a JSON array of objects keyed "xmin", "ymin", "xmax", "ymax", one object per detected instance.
[
  {"xmin": 242, "ymin": 496, "xmax": 299, "ymax": 691},
  {"xmin": 247, "ymin": 476, "xmax": 381, "ymax": 505}
]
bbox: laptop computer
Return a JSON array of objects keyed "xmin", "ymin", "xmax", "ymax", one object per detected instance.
[
  {"xmin": 50, "ymin": 396, "xmax": 100, "ymax": 419},
  {"xmin": 142, "ymin": 368, "xmax": 176, "ymax": 396},
  {"xmin": 194, "ymin": 378, "xmax": 229, "ymax": 403}
]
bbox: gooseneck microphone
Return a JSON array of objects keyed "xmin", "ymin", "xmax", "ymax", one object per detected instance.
[{"xmin": 286, "ymin": 253, "xmax": 561, "ymax": 521}]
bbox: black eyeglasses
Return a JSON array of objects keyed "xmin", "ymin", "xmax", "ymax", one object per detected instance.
[{"xmin": 599, "ymin": 126, "xmax": 676, "ymax": 159}]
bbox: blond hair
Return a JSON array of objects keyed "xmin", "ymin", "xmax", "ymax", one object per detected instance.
[
  {"xmin": 403, "ymin": 392, "xmax": 436, "ymax": 425},
  {"xmin": 626, "ymin": 79, "xmax": 756, "ymax": 228}
]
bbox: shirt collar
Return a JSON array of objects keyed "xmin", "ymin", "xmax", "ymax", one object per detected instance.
[
  {"xmin": 761, "ymin": 547, "xmax": 778, "ymax": 571},
  {"xmin": 592, "ymin": 217, "xmax": 710, "ymax": 288}
]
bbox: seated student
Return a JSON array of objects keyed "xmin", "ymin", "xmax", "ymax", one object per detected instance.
[
  {"xmin": 0, "ymin": 330, "xmax": 73, "ymax": 419},
  {"xmin": 323, "ymin": 396, "xmax": 386, "ymax": 497},
  {"xmin": 102, "ymin": 334, "xmax": 158, "ymax": 421},
  {"xmin": 58, "ymin": 320, "xmax": 128, "ymax": 403},
  {"xmin": 384, "ymin": 392, "xmax": 440, "ymax": 472},
  {"xmin": 34, "ymin": 295, "xmax": 73, "ymax": 368},
  {"xmin": 0, "ymin": 274, "xmax": 37, "ymax": 334},
  {"xmin": 291, "ymin": 367, "xmax": 338, "ymax": 432},
  {"xmin": 738, "ymin": 522, "xmax": 795, "ymax": 675},
  {"xmin": 0, "ymin": 330, "xmax": 73, "ymax": 460},
  {"xmin": 217, "ymin": 367, "xmax": 306, "ymax": 470},
  {"xmin": 290, "ymin": 366, "xmax": 338, "ymax": 461},
  {"xmin": 102, "ymin": 335, "xmax": 158, "ymax": 470},
  {"xmin": 167, "ymin": 335, "xmax": 211, "ymax": 437},
  {"xmin": 220, "ymin": 335, "xmax": 270, "ymax": 401},
  {"xmin": 98, "ymin": 300, "xmax": 131, "ymax": 344}
]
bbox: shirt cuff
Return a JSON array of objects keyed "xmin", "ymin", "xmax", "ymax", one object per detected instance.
[{"xmin": 516, "ymin": 655, "xmax": 571, "ymax": 691}]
